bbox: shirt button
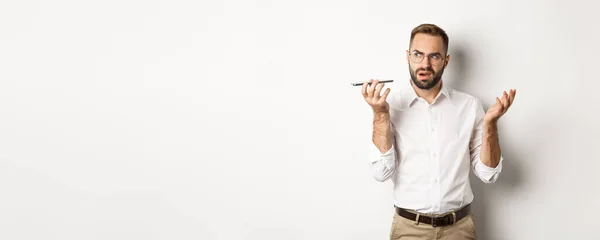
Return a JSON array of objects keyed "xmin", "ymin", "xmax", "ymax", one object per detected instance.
[{"xmin": 432, "ymin": 128, "xmax": 436, "ymax": 132}]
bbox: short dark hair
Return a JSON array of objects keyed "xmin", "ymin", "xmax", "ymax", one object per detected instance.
[{"xmin": 410, "ymin": 23, "xmax": 449, "ymax": 54}]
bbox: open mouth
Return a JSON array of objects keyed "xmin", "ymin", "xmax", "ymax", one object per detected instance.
[{"xmin": 418, "ymin": 71, "xmax": 432, "ymax": 77}]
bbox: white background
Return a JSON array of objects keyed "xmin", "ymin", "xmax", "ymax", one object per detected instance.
[{"xmin": 1, "ymin": 0, "xmax": 599, "ymax": 239}]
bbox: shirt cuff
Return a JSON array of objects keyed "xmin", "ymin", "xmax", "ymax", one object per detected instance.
[
  {"xmin": 370, "ymin": 144, "xmax": 396, "ymax": 163},
  {"xmin": 475, "ymin": 156, "xmax": 503, "ymax": 181}
]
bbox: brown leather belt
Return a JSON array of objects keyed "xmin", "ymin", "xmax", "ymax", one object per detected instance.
[{"xmin": 395, "ymin": 204, "xmax": 471, "ymax": 227}]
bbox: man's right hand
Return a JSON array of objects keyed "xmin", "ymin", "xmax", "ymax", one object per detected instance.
[{"xmin": 361, "ymin": 79, "xmax": 391, "ymax": 114}]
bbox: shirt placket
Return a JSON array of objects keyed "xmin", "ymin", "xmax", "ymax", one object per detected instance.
[{"xmin": 428, "ymin": 104, "xmax": 441, "ymax": 213}]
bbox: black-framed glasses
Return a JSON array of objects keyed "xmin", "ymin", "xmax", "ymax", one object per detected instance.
[{"xmin": 408, "ymin": 51, "xmax": 446, "ymax": 66}]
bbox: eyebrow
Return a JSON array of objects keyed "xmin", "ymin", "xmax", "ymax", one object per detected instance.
[{"xmin": 411, "ymin": 50, "xmax": 443, "ymax": 56}]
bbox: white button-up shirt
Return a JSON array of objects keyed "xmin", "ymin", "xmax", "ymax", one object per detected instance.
[{"xmin": 370, "ymin": 81, "xmax": 503, "ymax": 214}]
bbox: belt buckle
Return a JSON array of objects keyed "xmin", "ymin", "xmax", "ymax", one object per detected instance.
[
  {"xmin": 431, "ymin": 217, "xmax": 439, "ymax": 227},
  {"xmin": 431, "ymin": 215, "xmax": 449, "ymax": 227}
]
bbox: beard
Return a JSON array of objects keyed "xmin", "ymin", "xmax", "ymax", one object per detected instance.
[{"xmin": 409, "ymin": 65, "xmax": 445, "ymax": 90}]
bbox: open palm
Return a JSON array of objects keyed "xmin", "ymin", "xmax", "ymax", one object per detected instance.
[{"xmin": 484, "ymin": 89, "xmax": 516, "ymax": 123}]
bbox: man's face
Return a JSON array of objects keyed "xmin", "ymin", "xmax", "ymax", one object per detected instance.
[{"xmin": 407, "ymin": 33, "xmax": 449, "ymax": 90}]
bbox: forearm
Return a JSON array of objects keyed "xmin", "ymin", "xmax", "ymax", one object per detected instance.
[
  {"xmin": 372, "ymin": 112, "xmax": 392, "ymax": 154},
  {"xmin": 480, "ymin": 121, "xmax": 501, "ymax": 168},
  {"xmin": 370, "ymin": 112, "xmax": 395, "ymax": 182}
]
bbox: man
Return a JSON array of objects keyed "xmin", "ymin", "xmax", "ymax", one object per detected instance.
[{"xmin": 361, "ymin": 23, "xmax": 516, "ymax": 239}]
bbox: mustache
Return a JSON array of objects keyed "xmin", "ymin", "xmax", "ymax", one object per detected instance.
[{"xmin": 416, "ymin": 67, "xmax": 435, "ymax": 74}]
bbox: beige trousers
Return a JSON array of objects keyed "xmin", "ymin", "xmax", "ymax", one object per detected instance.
[{"xmin": 389, "ymin": 212, "xmax": 477, "ymax": 240}]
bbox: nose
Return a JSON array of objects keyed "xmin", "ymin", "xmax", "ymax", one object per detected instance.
[{"xmin": 421, "ymin": 56, "xmax": 432, "ymax": 67}]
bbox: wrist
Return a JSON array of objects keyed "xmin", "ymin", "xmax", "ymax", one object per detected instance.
[
  {"xmin": 483, "ymin": 118, "xmax": 498, "ymax": 126},
  {"xmin": 373, "ymin": 110, "xmax": 390, "ymax": 117},
  {"xmin": 483, "ymin": 120, "xmax": 498, "ymax": 130},
  {"xmin": 373, "ymin": 111, "xmax": 389, "ymax": 119},
  {"xmin": 373, "ymin": 111, "xmax": 390, "ymax": 124}
]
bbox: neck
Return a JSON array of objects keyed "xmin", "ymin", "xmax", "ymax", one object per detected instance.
[{"xmin": 411, "ymin": 80, "xmax": 442, "ymax": 104}]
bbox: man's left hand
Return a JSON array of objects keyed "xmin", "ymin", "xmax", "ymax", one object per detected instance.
[{"xmin": 484, "ymin": 89, "xmax": 517, "ymax": 123}]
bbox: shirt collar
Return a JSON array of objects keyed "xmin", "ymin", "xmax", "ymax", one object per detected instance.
[
  {"xmin": 403, "ymin": 80, "xmax": 452, "ymax": 107},
  {"xmin": 439, "ymin": 82, "xmax": 452, "ymax": 102}
]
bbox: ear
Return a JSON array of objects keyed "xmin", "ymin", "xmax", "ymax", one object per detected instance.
[
  {"xmin": 406, "ymin": 50, "xmax": 410, "ymax": 62},
  {"xmin": 444, "ymin": 54, "xmax": 450, "ymax": 67}
]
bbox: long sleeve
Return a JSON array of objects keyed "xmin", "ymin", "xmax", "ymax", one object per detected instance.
[
  {"xmin": 470, "ymin": 99, "xmax": 503, "ymax": 183},
  {"xmin": 370, "ymin": 131, "xmax": 397, "ymax": 182}
]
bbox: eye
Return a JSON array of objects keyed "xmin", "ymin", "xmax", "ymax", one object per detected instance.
[
  {"xmin": 413, "ymin": 52, "xmax": 423, "ymax": 57},
  {"xmin": 430, "ymin": 55, "xmax": 441, "ymax": 60}
]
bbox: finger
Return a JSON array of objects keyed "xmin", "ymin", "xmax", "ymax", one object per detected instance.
[
  {"xmin": 361, "ymin": 79, "xmax": 370, "ymax": 98},
  {"xmin": 367, "ymin": 79, "xmax": 376, "ymax": 98},
  {"xmin": 505, "ymin": 89, "xmax": 513, "ymax": 109},
  {"xmin": 501, "ymin": 91, "xmax": 510, "ymax": 111},
  {"xmin": 506, "ymin": 90, "xmax": 512, "ymax": 112},
  {"xmin": 368, "ymin": 79, "xmax": 379, "ymax": 99},
  {"xmin": 380, "ymin": 88, "xmax": 391, "ymax": 103},
  {"xmin": 374, "ymin": 82, "xmax": 385, "ymax": 100},
  {"xmin": 508, "ymin": 89, "xmax": 516, "ymax": 108}
]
